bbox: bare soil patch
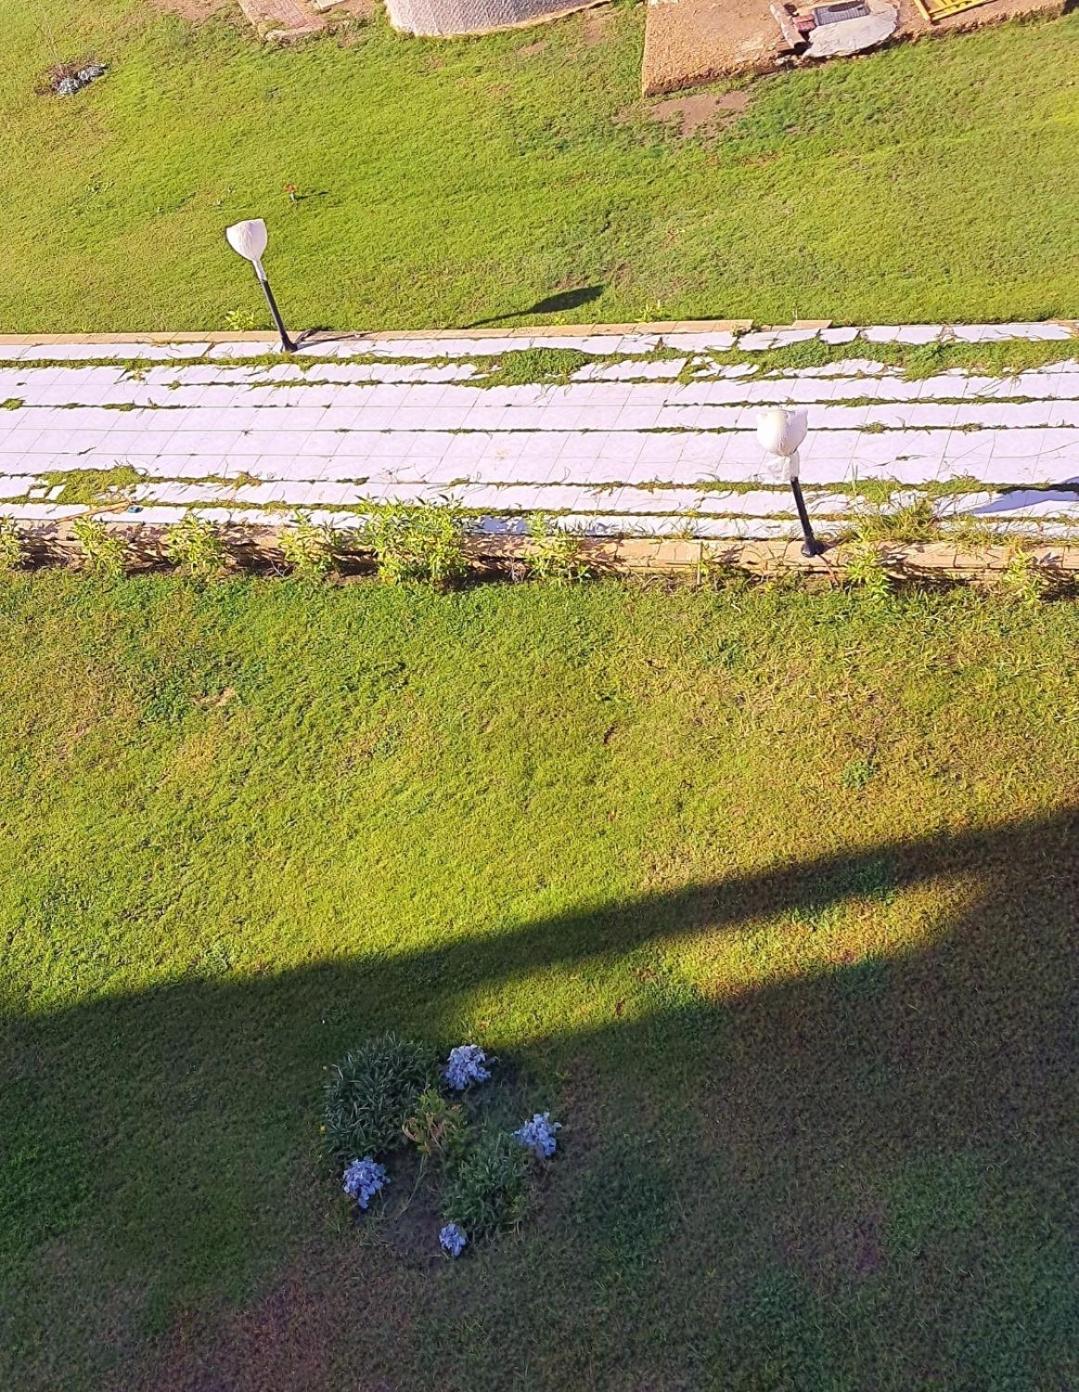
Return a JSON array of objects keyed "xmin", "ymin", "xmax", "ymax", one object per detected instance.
[
  {"xmin": 333, "ymin": 0, "xmax": 376, "ymax": 19},
  {"xmin": 149, "ymin": 0, "xmax": 230, "ymax": 20},
  {"xmin": 516, "ymin": 37, "xmax": 550, "ymax": 54},
  {"xmin": 646, "ymin": 87, "xmax": 751, "ymax": 136},
  {"xmin": 617, "ymin": 87, "xmax": 751, "ymax": 138},
  {"xmin": 580, "ymin": 5, "xmax": 613, "ymax": 43},
  {"xmin": 127, "ymin": 1253, "xmax": 340, "ymax": 1392}
]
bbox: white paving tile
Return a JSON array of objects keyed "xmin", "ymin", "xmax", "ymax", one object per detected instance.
[
  {"xmin": 863, "ymin": 326, "xmax": 926, "ymax": 344},
  {"xmin": 952, "ymin": 323, "xmax": 1074, "ymax": 343},
  {"xmin": 658, "ymin": 332, "xmax": 737, "ymax": 351},
  {"xmin": 738, "ymin": 329, "xmax": 819, "ymax": 351}
]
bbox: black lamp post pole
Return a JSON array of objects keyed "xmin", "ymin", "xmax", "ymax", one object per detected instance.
[
  {"xmin": 254, "ymin": 265, "xmax": 296, "ymax": 353},
  {"xmin": 790, "ymin": 475, "xmax": 825, "ymax": 557}
]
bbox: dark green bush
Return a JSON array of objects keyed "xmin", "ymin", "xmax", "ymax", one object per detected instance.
[
  {"xmin": 322, "ymin": 1033, "xmax": 438, "ymax": 1162},
  {"xmin": 442, "ymin": 1126, "xmax": 531, "ymax": 1239}
]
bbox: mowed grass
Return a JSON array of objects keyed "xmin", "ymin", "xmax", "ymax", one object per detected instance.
[
  {"xmin": 1, "ymin": 2, "xmax": 1077, "ymax": 331},
  {"xmin": 0, "ymin": 573, "xmax": 1076, "ymax": 1391}
]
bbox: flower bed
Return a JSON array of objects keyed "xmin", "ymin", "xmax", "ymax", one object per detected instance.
[{"xmin": 322, "ymin": 1034, "xmax": 562, "ymax": 1258}]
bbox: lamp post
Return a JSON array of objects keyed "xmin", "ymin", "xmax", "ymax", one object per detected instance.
[
  {"xmin": 224, "ymin": 219, "xmax": 297, "ymax": 353},
  {"xmin": 756, "ymin": 407, "xmax": 825, "ymax": 557}
]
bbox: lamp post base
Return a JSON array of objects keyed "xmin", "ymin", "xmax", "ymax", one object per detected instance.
[{"xmin": 789, "ymin": 478, "xmax": 826, "ymax": 559}]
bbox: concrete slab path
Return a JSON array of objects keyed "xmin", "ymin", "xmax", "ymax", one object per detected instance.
[{"xmin": 1, "ymin": 322, "xmax": 1076, "ymax": 543}]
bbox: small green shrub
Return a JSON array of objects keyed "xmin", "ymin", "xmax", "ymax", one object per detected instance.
[
  {"xmin": 361, "ymin": 502, "xmax": 469, "ymax": 588},
  {"xmin": 72, "ymin": 516, "xmax": 126, "ymax": 577},
  {"xmin": 164, "ymin": 514, "xmax": 227, "ymax": 579},
  {"xmin": 279, "ymin": 512, "xmax": 337, "ymax": 579},
  {"xmin": 843, "ymin": 540, "xmax": 891, "ymax": 601},
  {"xmin": 841, "ymin": 755, "xmax": 878, "ymax": 790},
  {"xmin": 524, "ymin": 512, "xmax": 588, "ymax": 583},
  {"xmin": 442, "ymin": 1126, "xmax": 531, "ymax": 1239},
  {"xmin": 947, "ymin": 513, "xmax": 1001, "ymax": 551},
  {"xmin": 997, "ymin": 547, "xmax": 1048, "ymax": 607},
  {"xmin": 224, "ymin": 306, "xmax": 266, "ymax": 333},
  {"xmin": 323, "ymin": 1033, "xmax": 438, "ymax": 1163},
  {"xmin": 402, "ymin": 1088, "xmax": 469, "ymax": 1167},
  {"xmin": 0, "ymin": 518, "xmax": 24, "ymax": 572}
]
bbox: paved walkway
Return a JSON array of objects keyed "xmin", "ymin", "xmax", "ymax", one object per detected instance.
[{"xmin": 1, "ymin": 322, "xmax": 1076, "ymax": 543}]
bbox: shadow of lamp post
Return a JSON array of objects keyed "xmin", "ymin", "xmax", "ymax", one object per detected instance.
[
  {"xmin": 757, "ymin": 406, "xmax": 825, "ymax": 557},
  {"xmin": 224, "ymin": 219, "xmax": 297, "ymax": 354}
]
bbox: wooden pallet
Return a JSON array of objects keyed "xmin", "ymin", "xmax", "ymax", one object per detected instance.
[{"xmin": 913, "ymin": 0, "xmax": 988, "ymax": 21}]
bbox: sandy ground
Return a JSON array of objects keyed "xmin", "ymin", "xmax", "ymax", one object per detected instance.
[{"xmin": 641, "ymin": 0, "xmax": 1065, "ymax": 95}]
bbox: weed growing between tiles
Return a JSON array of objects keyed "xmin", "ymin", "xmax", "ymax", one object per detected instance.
[
  {"xmin": 41, "ymin": 465, "xmax": 142, "ymax": 507},
  {"xmin": 1, "ymin": 337, "xmax": 1075, "ymax": 385}
]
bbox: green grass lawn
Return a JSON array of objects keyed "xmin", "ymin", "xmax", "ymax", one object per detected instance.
[
  {"xmin": 1, "ymin": 572, "xmax": 1076, "ymax": 1390},
  {"xmin": 1, "ymin": 2, "xmax": 1077, "ymax": 332}
]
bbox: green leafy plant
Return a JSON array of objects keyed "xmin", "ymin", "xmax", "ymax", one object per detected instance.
[
  {"xmin": 322, "ymin": 1033, "xmax": 438, "ymax": 1163},
  {"xmin": 524, "ymin": 512, "xmax": 589, "ymax": 583},
  {"xmin": 997, "ymin": 547, "xmax": 1048, "ymax": 608},
  {"xmin": 72, "ymin": 516, "xmax": 126, "ymax": 577},
  {"xmin": 43, "ymin": 465, "xmax": 141, "ymax": 508},
  {"xmin": 361, "ymin": 501, "xmax": 469, "ymax": 588},
  {"xmin": 0, "ymin": 517, "xmax": 24, "ymax": 572},
  {"xmin": 841, "ymin": 755, "xmax": 878, "ymax": 790},
  {"xmin": 843, "ymin": 540, "xmax": 891, "ymax": 601},
  {"xmin": 279, "ymin": 512, "xmax": 337, "ymax": 580},
  {"xmin": 441, "ymin": 1126, "xmax": 531, "ymax": 1240},
  {"xmin": 402, "ymin": 1088, "xmax": 469, "ymax": 1167},
  {"xmin": 164, "ymin": 514, "xmax": 227, "ymax": 580},
  {"xmin": 224, "ymin": 306, "xmax": 266, "ymax": 333}
]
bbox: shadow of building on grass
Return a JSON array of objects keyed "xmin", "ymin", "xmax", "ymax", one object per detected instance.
[{"xmin": 2, "ymin": 806, "xmax": 1075, "ymax": 1389}]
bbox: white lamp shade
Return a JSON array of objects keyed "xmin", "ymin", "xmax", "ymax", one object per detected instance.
[
  {"xmin": 756, "ymin": 407, "xmax": 807, "ymax": 459},
  {"xmin": 225, "ymin": 219, "xmax": 268, "ymax": 266}
]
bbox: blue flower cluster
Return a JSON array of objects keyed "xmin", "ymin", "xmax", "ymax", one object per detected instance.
[
  {"xmin": 514, "ymin": 1112, "xmax": 561, "ymax": 1159},
  {"xmin": 439, "ymin": 1222, "xmax": 468, "ymax": 1258},
  {"xmin": 342, "ymin": 1157, "xmax": 388, "ymax": 1210},
  {"xmin": 443, "ymin": 1044, "xmax": 491, "ymax": 1091}
]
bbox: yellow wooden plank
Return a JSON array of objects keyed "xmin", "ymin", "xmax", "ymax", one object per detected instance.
[{"xmin": 916, "ymin": 0, "xmax": 989, "ymax": 19}]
